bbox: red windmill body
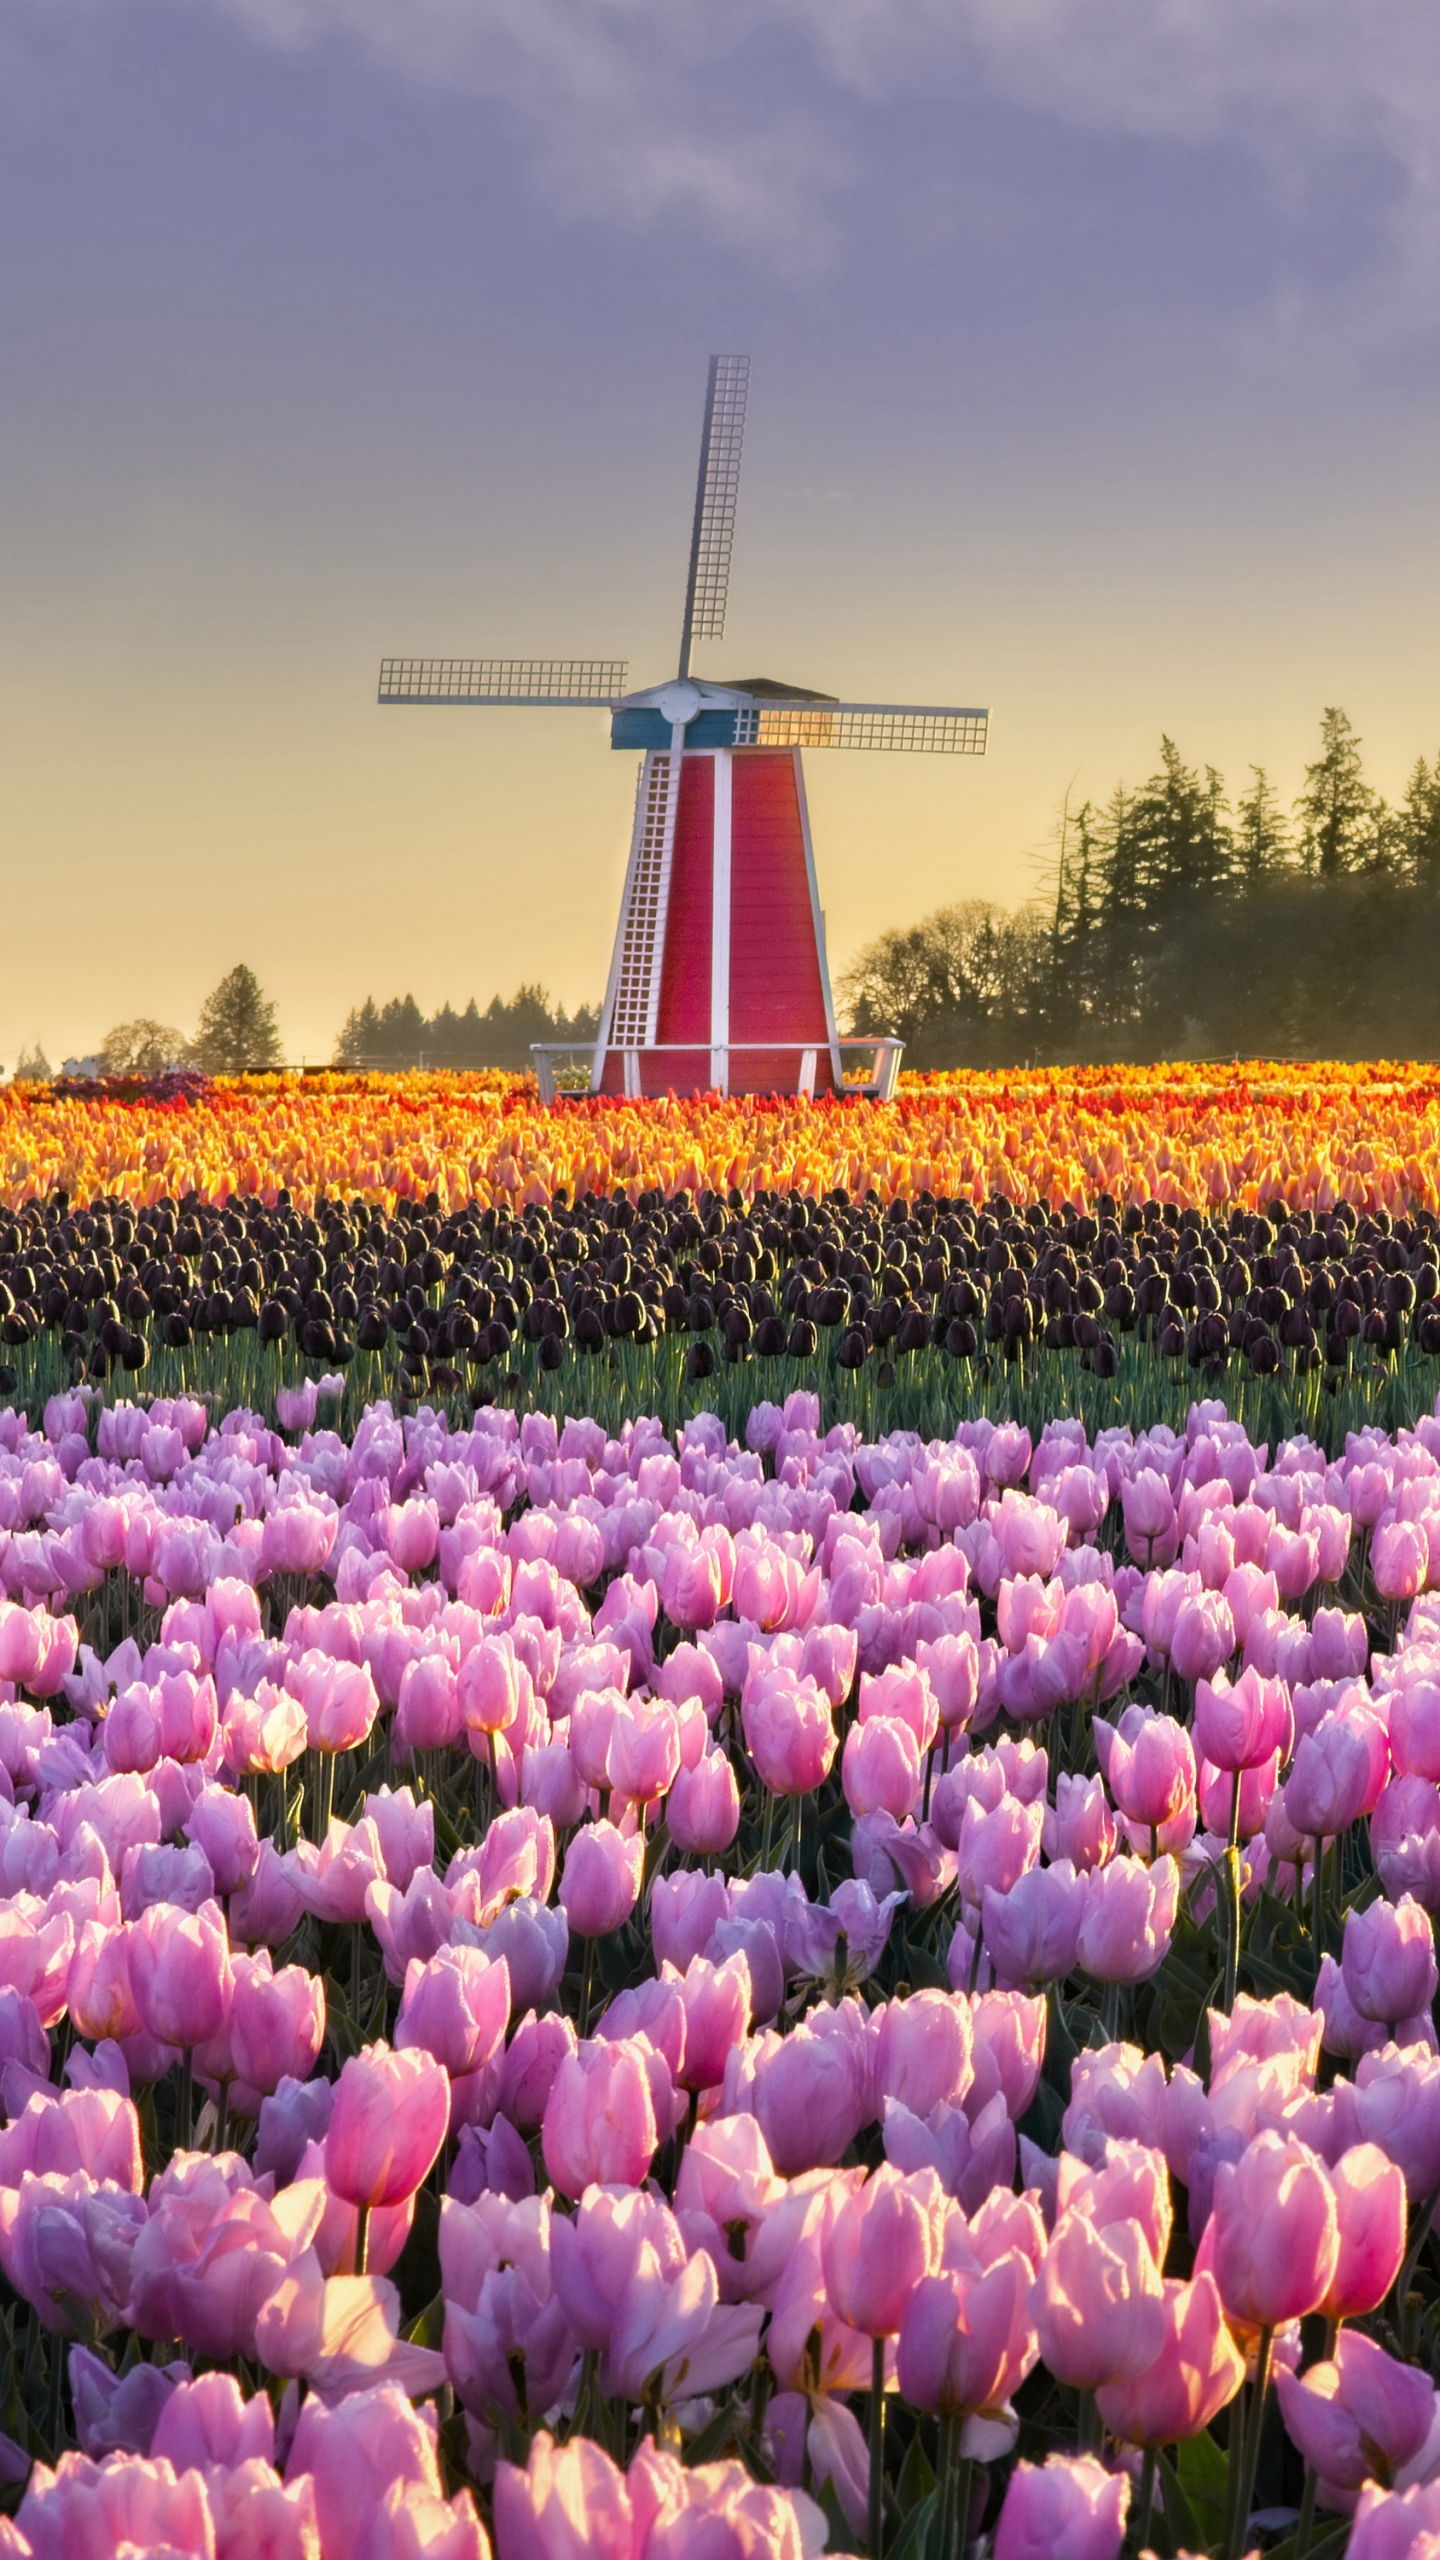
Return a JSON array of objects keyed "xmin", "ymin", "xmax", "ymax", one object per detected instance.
[{"xmin": 380, "ymin": 358, "xmax": 988, "ymax": 1097}]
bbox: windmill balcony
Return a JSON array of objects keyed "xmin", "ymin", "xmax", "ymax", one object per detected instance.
[{"xmin": 529, "ymin": 1035, "xmax": 905, "ymax": 1105}]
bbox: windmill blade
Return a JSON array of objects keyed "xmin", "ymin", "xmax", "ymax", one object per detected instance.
[
  {"xmin": 678, "ymin": 355, "xmax": 750, "ymax": 677},
  {"xmin": 735, "ymin": 701, "xmax": 989, "ymax": 753},
  {"xmin": 379, "ymin": 658, "xmax": 627, "ymax": 705}
]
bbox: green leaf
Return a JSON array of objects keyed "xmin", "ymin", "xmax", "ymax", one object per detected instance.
[
  {"xmin": 894, "ymin": 2423, "xmax": 936, "ymax": 2519},
  {"xmin": 401, "ymin": 2291, "xmax": 444, "ymax": 2349},
  {"xmin": 818, "ymin": 2474, "xmax": 860, "ymax": 2555},
  {"xmin": 1177, "ymin": 2427, "xmax": 1229, "ymax": 2554},
  {"xmin": 886, "ymin": 2486, "xmax": 941, "ymax": 2560},
  {"xmin": 1156, "ymin": 2445, "xmax": 1204, "ymax": 2557}
]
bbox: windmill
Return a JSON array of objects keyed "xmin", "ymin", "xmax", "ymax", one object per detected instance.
[{"xmin": 379, "ymin": 356, "xmax": 989, "ymax": 1099}]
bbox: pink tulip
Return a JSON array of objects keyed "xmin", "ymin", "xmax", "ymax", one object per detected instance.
[
  {"xmin": 229, "ymin": 1956, "xmax": 326, "ymax": 2099},
  {"xmin": 0, "ymin": 2085, "xmax": 144, "ymax": 2192},
  {"xmin": 1374, "ymin": 1518, "xmax": 1430, "ymax": 1603},
  {"xmin": 1276, "ymin": 2329, "xmax": 1435, "ymax": 2492},
  {"xmin": 1344, "ymin": 1896, "xmax": 1439, "ymax": 2025},
  {"xmin": 1031, "ymin": 2210, "xmax": 1166, "ymax": 2387},
  {"xmin": 1194, "ymin": 1664, "xmax": 1293, "ymax": 1773},
  {"xmin": 558, "ymin": 1823, "xmax": 643, "ymax": 1938},
  {"xmin": 541, "ymin": 2039, "xmax": 657, "ymax": 2199},
  {"xmin": 1075, "ymin": 1854, "xmax": 1179, "ymax": 1984},
  {"xmin": 842, "ymin": 1714, "xmax": 922, "ymax": 1821},
  {"xmin": 286, "ymin": 1650, "xmax": 380, "ymax": 1754},
  {"xmin": 753, "ymin": 2018, "xmax": 869, "ymax": 2175},
  {"xmin": 396, "ymin": 1945, "xmax": 510, "ymax": 2081},
  {"xmin": 1349, "ymin": 2482, "xmax": 1440, "ymax": 2560},
  {"xmin": 651, "ymin": 1869, "xmax": 731, "ymax": 1973},
  {"xmin": 1284, "ymin": 1702, "xmax": 1390, "ymax": 1843},
  {"xmin": 1169, "ymin": 1588, "xmax": 1236, "ymax": 1684},
  {"xmin": 1210, "ymin": 2129, "xmax": 1340, "ymax": 2326},
  {"xmin": 874, "ymin": 1986, "xmax": 973, "ymax": 2119},
  {"xmin": 1323, "ymin": 2141, "xmax": 1408, "ymax": 2319},
  {"xmin": 674, "ymin": 1953, "xmax": 751, "ymax": 2092},
  {"xmin": 497, "ymin": 2011, "xmax": 577, "ymax": 2132},
  {"xmin": 742, "ymin": 1673, "xmax": 837, "ymax": 1796},
  {"xmin": 605, "ymin": 1700, "xmax": 681, "ymax": 1809},
  {"xmin": 325, "ymin": 2043, "xmax": 451, "ymax": 2208},
  {"xmin": 1095, "ymin": 2269, "xmax": 1244, "ymax": 2447},
  {"xmin": 1388, "ymin": 1681, "xmax": 1440, "ymax": 1785},
  {"xmin": 287, "ymin": 2380, "xmax": 443, "ymax": 2560},
  {"xmin": 821, "ymin": 2163, "xmax": 944, "ymax": 2338},
  {"xmin": 660, "ymin": 1540, "xmax": 724, "ymax": 1630},
  {"xmin": 128, "ymin": 1898, "xmax": 232, "ymax": 2052},
  {"xmin": 1102, "ymin": 1712, "xmax": 1195, "ymax": 1830},
  {"xmin": 1122, "ymin": 1472, "xmax": 1179, "ymax": 1568},
  {"xmin": 1043, "ymin": 1772, "xmax": 1117, "ymax": 1873},
  {"xmin": 993, "ymin": 2453, "xmax": 1130, "ymax": 2560},
  {"xmin": 493, "ymin": 2430, "xmax": 634, "ymax": 2560},
  {"xmin": 183, "ymin": 1785, "xmax": 260, "ymax": 1898},
  {"xmin": 230, "ymin": 1841, "xmax": 306, "ymax": 1948},
  {"xmin": 958, "ymin": 1794, "xmax": 1044, "ymax": 1908},
  {"xmin": 221, "ymin": 1684, "xmax": 308, "ymax": 1779},
  {"xmin": 1352, "ymin": 2043, "xmax": 1440, "ymax": 2198},
  {"xmin": 666, "ymin": 1746, "xmax": 741, "ymax": 1854},
  {"xmin": 352, "ymin": 2477, "xmax": 492, "ymax": 2560},
  {"xmin": 151, "ymin": 2368, "xmax": 276, "ymax": 2471},
  {"xmin": 395, "ymin": 1653, "xmax": 462, "ymax": 1755},
  {"xmin": 983, "ymin": 1862, "xmax": 1087, "ymax": 1987},
  {"xmin": 857, "ymin": 1664, "xmax": 940, "ymax": 1752},
  {"xmin": 897, "ymin": 2251, "xmax": 1038, "ymax": 2416}
]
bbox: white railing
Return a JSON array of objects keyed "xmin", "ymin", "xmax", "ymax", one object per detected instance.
[{"xmin": 529, "ymin": 1037, "xmax": 904, "ymax": 1104}]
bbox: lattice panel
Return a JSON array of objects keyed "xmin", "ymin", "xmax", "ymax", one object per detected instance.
[
  {"xmin": 378, "ymin": 659, "xmax": 627, "ymax": 704},
  {"xmin": 733, "ymin": 703, "xmax": 989, "ymax": 753},
  {"xmin": 608, "ymin": 753, "xmax": 677, "ymax": 1047},
  {"xmin": 683, "ymin": 356, "xmax": 750, "ymax": 649}
]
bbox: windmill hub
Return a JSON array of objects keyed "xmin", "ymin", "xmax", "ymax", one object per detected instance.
[
  {"xmin": 378, "ymin": 356, "xmax": 990, "ymax": 1099},
  {"xmin": 655, "ymin": 680, "xmax": 703, "ymax": 728}
]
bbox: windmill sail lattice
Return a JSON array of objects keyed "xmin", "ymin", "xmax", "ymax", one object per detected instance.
[{"xmin": 378, "ymin": 358, "xmax": 988, "ymax": 1097}]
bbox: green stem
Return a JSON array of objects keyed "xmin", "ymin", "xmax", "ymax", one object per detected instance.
[
  {"xmin": 1076, "ymin": 2387, "xmax": 1099, "ymax": 2453},
  {"xmin": 1395, "ymin": 2184, "xmax": 1440, "ymax": 2324},
  {"xmin": 1311, "ymin": 1837, "xmax": 1325, "ymax": 1975},
  {"xmin": 1137, "ymin": 2445, "xmax": 1156, "ymax": 2553},
  {"xmin": 1222, "ymin": 1767, "xmax": 1243, "ymax": 2014},
  {"xmin": 936, "ymin": 2412, "xmax": 958, "ymax": 2557},
  {"xmin": 215, "ymin": 2081, "xmax": 229, "ymax": 2155},
  {"xmin": 356, "ymin": 2200, "xmax": 370, "ymax": 2278},
  {"xmin": 761, "ymin": 1790, "xmax": 776, "ymax": 1873},
  {"xmin": 869, "ymin": 2334, "xmax": 886, "ymax": 2560},
  {"xmin": 1294, "ymin": 2467, "xmax": 1318, "ymax": 2560},
  {"xmin": 178, "ymin": 2047, "xmax": 194, "ymax": 2152},
  {"xmin": 579, "ymin": 1935, "xmax": 597, "ymax": 2039},
  {"xmin": 1225, "ymin": 2327, "xmax": 1273, "ymax": 2560}
]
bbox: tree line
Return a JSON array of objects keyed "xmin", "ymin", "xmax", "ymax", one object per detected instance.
[
  {"xmin": 840, "ymin": 708, "xmax": 1440, "ymax": 1065},
  {"xmin": 331, "ymin": 987, "xmax": 600, "ymax": 1072}
]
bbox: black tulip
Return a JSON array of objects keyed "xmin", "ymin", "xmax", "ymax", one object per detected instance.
[
  {"xmin": 162, "ymin": 1313, "xmax": 192, "ymax": 1348},
  {"xmin": 1248, "ymin": 1332, "xmax": 1281, "ymax": 1374},
  {"xmin": 835, "ymin": 1328, "xmax": 868, "ymax": 1369},
  {"xmin": 686, "ymin": 1340, "xmax": 715, "ymax": 1381},
  {"xmin": 786, "ymin": 1319, "xmax": 817, "ymax": 1359},
  {"xmin": 753, "ymin": 1316, "xmax": 787, "ymax": 1358}
]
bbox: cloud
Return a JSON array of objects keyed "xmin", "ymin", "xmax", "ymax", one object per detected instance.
[{"xmin": 63, "ymin": 0, "xmax": 1440, "ymax": 299}]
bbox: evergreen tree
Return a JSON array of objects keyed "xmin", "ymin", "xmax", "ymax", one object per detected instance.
[
  {"xmin": 1126, "ymin": 738, "xmax": 1233, "ymax": 903},
  {"xmin": 1396, "ymin": 756, "xmax": 1440, "ymax": 884},
  {"xmin": 1294, "ymin": 708, "xmax": 1378, "ymax": 878},
  {"xmin": 189, "ymin": 966, "xmax": 283, "ymax": 1074},
  {"xmin": 1234, "ymin": 767, "xmax": 1290, "ymax": 877}
]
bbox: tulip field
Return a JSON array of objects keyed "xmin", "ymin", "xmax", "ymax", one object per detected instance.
[{"xmin": 0, "ymin": 1077, "xmax": 1439, "ymax": 2560}]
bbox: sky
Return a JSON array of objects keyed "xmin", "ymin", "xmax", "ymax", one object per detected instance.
[{"xmin": 5, "ymin": 0, "xmax": 1440, "ymax": 1066}]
